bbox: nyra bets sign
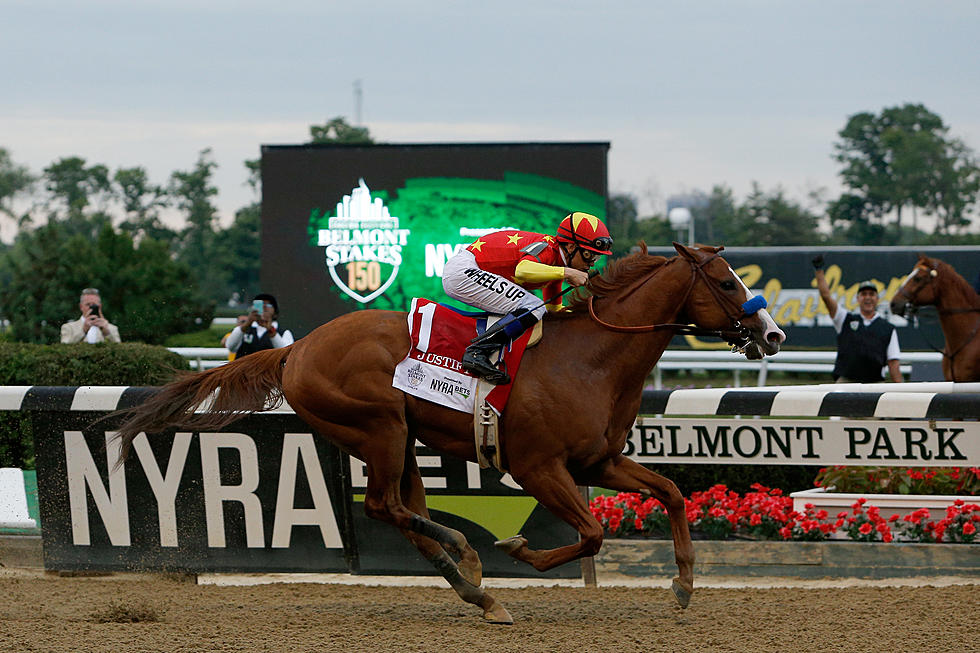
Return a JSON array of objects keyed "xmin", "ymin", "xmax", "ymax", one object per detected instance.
[{"xmin": 317, "ymin": 179, "xmax": 410, "ymax": 303}]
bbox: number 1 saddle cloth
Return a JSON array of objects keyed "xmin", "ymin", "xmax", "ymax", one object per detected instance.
[{"xmin": 391, "ymin": 298, "xmax": 536, "ymax": 415}]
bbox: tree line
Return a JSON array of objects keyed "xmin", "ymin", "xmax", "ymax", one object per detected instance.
[
  {"xmin": 1, "ymin": 106, "xmax": 978, "ymax": 343},
  {"xmin": 0, "ymin": 118, "xmax": 373, "ymax": 344},
  {"xmin": 607, "ymin": 103, "xmax": 980, "ymax": 254}
]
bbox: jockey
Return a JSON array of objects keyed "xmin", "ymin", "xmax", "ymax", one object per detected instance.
[{"xmin": 442, "ymin": 211, "xmax": 613, "ymax": 385}]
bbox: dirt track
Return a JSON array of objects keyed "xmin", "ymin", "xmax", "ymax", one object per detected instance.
[{"xmin": 0, "ymin": 571, "xmax": 976, "ymax": 652}]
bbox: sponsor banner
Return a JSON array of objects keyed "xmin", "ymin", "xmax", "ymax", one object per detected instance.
[
  {"xmin": 645, "ymin": 245, "xmax": 980, "ymax": 350},
  {"xmin": 347, "ymin": 447, "xmax": 579, "ymax": 578},
  {"xmin": 25, "ymin": 394, "xmax": 577, "ymax": 577},
  {"xmin": 627, "ymin": 417, "xmax": 979, "ymax": 466},
  {"xmin": 33, "ymin": 411, "xmax": 356, "ymax": 573}
]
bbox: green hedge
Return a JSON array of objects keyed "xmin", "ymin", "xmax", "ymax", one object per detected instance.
[
  {"xmin": 0, "ymin": 342, "xmax": 189, "ymax": 385},
  {"xmin": 0, "ymin": 342, "xmax": 190, "ymax": 469},
  {"xmin": 648, "ymin": 463, "xmax": 822, "ymax": 495}
]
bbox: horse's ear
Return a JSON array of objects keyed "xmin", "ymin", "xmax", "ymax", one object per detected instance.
[{"xmin": 673, "ymin": 242, "xmax": 696, "ymax": 261}]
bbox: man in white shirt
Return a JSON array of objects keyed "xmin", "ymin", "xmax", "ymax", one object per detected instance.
[
  {"xmin": 60, "ymin": 288, "xmax": 121, "ymax": 344},
  {"xmin": 813, "ymin": 257, "xmax": 901, "ymax": 383}
]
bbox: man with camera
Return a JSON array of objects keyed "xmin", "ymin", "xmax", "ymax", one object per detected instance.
[
  {"xmin": 224, "ymin": 293, "xmax": 293, "ymax": 358},
  {"xmin": 60, "ymin": 287, "xmax": 121, "ymax": 344}
]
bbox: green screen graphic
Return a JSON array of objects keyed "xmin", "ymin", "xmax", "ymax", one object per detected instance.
[{"xmin": 307, "ymin": 172, "xmax": 606, "ymax": 311}]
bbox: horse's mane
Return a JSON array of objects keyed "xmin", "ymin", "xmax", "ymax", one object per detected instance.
[
  {"xmin": 563, "ymin": 245, "xmax": 669, "ymax": 313},
  {"xmin": 924, "ymin": 256, "xmax": 980, "ymax": 306}
]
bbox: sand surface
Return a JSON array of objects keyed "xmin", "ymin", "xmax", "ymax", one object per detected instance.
[{"xmin": 0, "ymin": 570, "xmax": 976, "ymax": 652}]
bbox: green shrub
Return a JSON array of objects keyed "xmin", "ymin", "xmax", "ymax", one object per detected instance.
[
  {"xmin": 648, "ymin": 463, "xmax": 823, "ymax": 496},
  {"xmin": 163, "ymin": 325, "xmax": 230, "ymax": 348},
  {"xmin": 0, "ymin": 412, "xmax": 33, "ymax": 469},
  {"xmin": 0, "ymin": 342, "xmax": 190, "ymax": 468},
  {"xmin": 815, "ymin": 465, "xmax": 980, "ymax": 495},
  {"xmin": 0, "ymin": 342, "xmax": 189, "ymax": 386}
]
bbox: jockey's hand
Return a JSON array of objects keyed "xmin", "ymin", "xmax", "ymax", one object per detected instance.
[
  {"xmin": 564, "ymin": 267, "xmax": 590, "ymax": 286},
  {"xmin": 811, "ymin": 254, "xmax": 824, "ymax": 270}
]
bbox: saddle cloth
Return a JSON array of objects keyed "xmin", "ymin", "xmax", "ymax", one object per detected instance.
[{"xmin": 392, "ymin": 298, "xmax": 533, "ymax": 414}]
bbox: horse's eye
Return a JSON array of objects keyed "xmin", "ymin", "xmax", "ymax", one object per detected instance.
[{"xmin": 720, "ymin": 280, "xmax": 736, "ymax": 291}]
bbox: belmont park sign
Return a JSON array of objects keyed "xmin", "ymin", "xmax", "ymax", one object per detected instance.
[{"xmin": 626, "ymin": 417, "xmax": 976, "ymax": 466}]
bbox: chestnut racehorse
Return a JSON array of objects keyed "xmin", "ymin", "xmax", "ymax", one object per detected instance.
[
  {"xmin": 890, "ymin": 254, "xmax": 980, "ymax": 382},
  {"xmin": 112, "ymin": 243, "xmax": 785, "ymax": 623}
]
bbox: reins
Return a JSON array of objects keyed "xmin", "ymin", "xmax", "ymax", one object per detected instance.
[{"xmin": 586, "ymin": 252, "xmax": 753, "ymax": 347}]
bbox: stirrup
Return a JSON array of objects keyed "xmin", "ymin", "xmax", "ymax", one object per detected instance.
[{"xmin": 462, "ymin": 349, "xmax": 512, "ymax": 385}]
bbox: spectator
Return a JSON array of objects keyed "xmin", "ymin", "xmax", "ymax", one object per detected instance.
[
  {"xmin": 812, "ymin": 255, "xmax": 902, "ymax": 383},
  {"xmin": 224, "ymin": 293, "xmax": 294, "ymax": 358},
  {"xmin": 221, "ymin": 315, "xmax": 249, "ymax": 361},
  {"xmin": 60, "ymin": 288, "xmax": 121, "ymax": 344}
]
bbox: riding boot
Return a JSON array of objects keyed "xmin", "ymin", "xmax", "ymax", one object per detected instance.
[{"xmin": 462, "ymin": 308, "xmax": 539, "ymax": 385}]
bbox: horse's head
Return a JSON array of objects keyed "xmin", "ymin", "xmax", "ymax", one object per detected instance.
[
  {"xmin": 673, "ymin": 243, "xmax": 785, "ymax": 359},
  {"xmin": 890, "ymin": 254, "xmax": 941, "ymax": 318}
]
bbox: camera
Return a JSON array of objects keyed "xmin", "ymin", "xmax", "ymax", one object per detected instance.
[{"xmin": 88, "ymin": 303, "xmax": 100, "ymax": 316}]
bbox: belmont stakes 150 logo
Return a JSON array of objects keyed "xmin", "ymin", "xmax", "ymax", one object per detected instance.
[{"xmin": 317, "ymin": 179, "xmax": 411, "ymax": 303}]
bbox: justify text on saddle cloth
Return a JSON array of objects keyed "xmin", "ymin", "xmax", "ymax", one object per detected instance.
[{"xmin": 392, "ymin": 298, "xmax": 532, "ymax": 414}]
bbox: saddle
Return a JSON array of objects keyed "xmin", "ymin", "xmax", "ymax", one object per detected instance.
[{"xmin": 391, "ymin": 299, "xmax": 543, "ymax": 473}]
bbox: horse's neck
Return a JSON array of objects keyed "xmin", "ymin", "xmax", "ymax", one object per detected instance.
[
  {"xmin": 932, "ymin": 267, "xmax": 980, "ymax": 348},
  {"xmin": 565, "ymin": 262, "xmax": 688, "ymax": 389}
]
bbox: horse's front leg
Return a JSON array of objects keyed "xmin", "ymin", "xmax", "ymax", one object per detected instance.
[
  {"xmin": 583, "ymin": 454, "xmax": 694, "ymax": 608},
  {"xmin": 493, "ymin": 462, "xmax": 604, "ymax": 571}
]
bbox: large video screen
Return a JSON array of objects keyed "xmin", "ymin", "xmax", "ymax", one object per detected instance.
[{"xmin": 261, "ymin": 143, "xmax": 609, "ymax": 337}]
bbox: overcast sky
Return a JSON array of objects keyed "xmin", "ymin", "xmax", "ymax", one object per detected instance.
[{"xmin": 2, "ymin": 0, "xmax": 978, "ymax": 237}]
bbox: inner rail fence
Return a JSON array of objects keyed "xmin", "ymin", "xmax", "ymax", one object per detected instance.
[{"xmin": 169, "ymin": 347, "xmax": 945, "ymax": 385}]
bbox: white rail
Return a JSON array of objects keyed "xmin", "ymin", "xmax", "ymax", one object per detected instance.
[
  {"xmin": 651, "ymin": 350, "xmax": 942, "ymax": 388},
  {"xmin": 167, "ymin": 347, "xmax": 230, "ymax": 370},
  {"xmin": 167, "ymin": 346, "xmax": 944, "ymax": 384}
]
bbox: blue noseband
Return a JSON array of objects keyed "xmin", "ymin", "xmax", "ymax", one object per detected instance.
[{"xmin": 741, "ymin": 295, "xmax": 767, "ymax": 316}]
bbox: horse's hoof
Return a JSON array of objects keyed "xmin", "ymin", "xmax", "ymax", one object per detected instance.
[
  {"xmin": 494, "ymin": 535, "xmax": 527, "ymax": 556},
  {"xmin": 483, "ymin": 600, "xmax": 514, "ymax": 625},
  {"xmin": 671, "ymin": 578, "xmax": 693, "ymax": 609}
]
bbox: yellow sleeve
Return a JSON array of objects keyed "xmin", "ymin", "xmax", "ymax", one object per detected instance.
[{"xmin": 514, "ymin": 259, "xmax": 565, "ymax": 284}]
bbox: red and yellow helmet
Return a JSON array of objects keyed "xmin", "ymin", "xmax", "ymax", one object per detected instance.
[{"xmin": 556, "ymin": 212, "xmax": 613, "ymax": 255}]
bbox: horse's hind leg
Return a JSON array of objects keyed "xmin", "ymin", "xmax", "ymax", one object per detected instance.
[
  {"xmin": 398, "ymin": 457, "xmax": 512, "ymax": 624},
  {"xmin": 357, "ymin": 429, "xmax": 484, "ymax": 587},
  {"xmin": 290, "ymin": 397, "xmax": 485, "ymax": 587},
  {"xmin": 584, "ymin": 455, "xmax": 694, "ymax": 608}
]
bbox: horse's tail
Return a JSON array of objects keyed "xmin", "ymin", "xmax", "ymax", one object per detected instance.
[{"xmin": 112, "ymin": 346, "xmax": 292, "ymax": 465}]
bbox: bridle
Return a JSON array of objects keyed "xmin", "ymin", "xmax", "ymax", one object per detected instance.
[
  {"xmin": 895, "ymin": 262, "xmax": 980, "ymax": 318},
  {"xmin": 586, "ymin": 252, "xmax": 756, "ymax": 351},
  {"xmin": 893, "ymin": 262, "xmax": 939, "ymax": 316}
]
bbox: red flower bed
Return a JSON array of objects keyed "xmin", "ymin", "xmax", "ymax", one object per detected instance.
[{"xmin": 589, "ymin": 483, "xmax": 979, "ymax": 544}]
